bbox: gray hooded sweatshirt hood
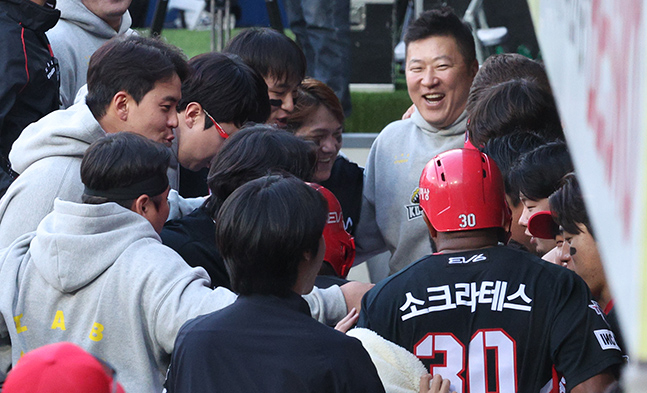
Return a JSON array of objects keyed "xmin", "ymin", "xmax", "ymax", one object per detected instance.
[
  {"xmin": 0, "ymin": 102, "xmax": 105, "ymax": 248},
  {"xmin": 0, "ymin": 199, "xmax": 238, "ymax": 392},
  {"xmin": 46, "ymin": 0, "xmax": 134, "ymax": 108}
]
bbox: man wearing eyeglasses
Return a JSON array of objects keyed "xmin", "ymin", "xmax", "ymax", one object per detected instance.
[
  {"xmin": 169, "ymin": 51, "xmax": 271, "ymax": 198},
  {"xmin": 173, "ymin": 52, "xmax": 270, "ymax": 173}
]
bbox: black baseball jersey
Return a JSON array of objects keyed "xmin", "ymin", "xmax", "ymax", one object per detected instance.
[{"xmin": 358, "ymin": 246, "xmax": 623, "ymax": 393}]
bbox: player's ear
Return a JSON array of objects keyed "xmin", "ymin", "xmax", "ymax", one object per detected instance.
[
  {"xmin": 183, "ymin": 102, "xmax": 203, "ymax": 129},
  {"xmin": 469, "ymin": 59, "xmax": 479, "ymax": 78},
  {"xmin": 423, "ymin": 213, "xmax": 437, "ymax": 238},
  {"xmin": 130, "ymin": 194, "xmax": 151, "ymax": 217},
  {"xmin": 112, "ymin": 90, "xmax": 132, "ymax": 121}
]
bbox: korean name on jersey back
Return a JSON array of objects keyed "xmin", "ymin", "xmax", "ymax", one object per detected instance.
[{"xmin": 399, "ymin": 280, "xmax": 533, "ymax": 321}]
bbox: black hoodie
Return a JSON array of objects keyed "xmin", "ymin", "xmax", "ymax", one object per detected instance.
[{"xmin": 0, "ymin": 0, "xmax": 60, "ymax": 193}]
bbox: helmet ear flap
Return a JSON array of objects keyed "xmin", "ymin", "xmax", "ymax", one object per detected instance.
[
  {"xmin": 339, "ymin": 237, "xmax": 356, "ymax": 278},
  {"xmin": 422, "ymin": 211, "xmax": 438, "ymax": 238},
  {"xmin": 306, "ymin": 183, "xmax": 356, "ymax": 279}
]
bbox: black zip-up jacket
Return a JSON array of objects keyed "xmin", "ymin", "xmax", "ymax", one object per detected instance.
[{"xmin": 0, "ymin": 0, "xmax": 60, "ymax": 184}]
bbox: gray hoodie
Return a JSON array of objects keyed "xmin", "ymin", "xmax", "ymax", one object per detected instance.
[
  {"xmin": 46, "ymin": 0, "xmax": 134, "ymax": 108},
  {"xmin": 354, "ymin": 108, "xmax": 467, "ymax": 274},
  {"xmin": 0, "ymin": 101, "xmax": 104, "ymax": 248},
  {"xmin": 0, "ymin": 199, "xmax": 238, "ymax": 392}
]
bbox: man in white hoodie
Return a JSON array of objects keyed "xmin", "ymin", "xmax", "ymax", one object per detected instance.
[
  {"xmin": 353, "ymin": 8, "xmax": 479, "ymax": 275},
  {"xmin": 0, "ymin": 35, "xmax": 187, "ymax": 248},
  {"xmin": 46, "ymin": 0, "xmax": 134, "ymax": 108},
  {"xmin": 0, "ymin": 132, "xmax": 346, "ymax": 392}
]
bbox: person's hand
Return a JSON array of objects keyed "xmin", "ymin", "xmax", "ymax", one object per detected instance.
[
  {"xmin": 340, "ymin": 281, "xmax": 374, "ymax": 313},
  {"xmin": 419, "ymin": 374, "xmax": 455, "ymax": 393},
  {"xmin": 402, "ymin": 104, "xmax": 416, "ymax": 120},
  {"xmin": 335, "ymin": 308, "xmax": 359, "ymax": 333}
]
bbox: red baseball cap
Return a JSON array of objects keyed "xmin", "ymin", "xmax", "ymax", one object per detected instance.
[
  {"xmin": 528, "ymin": 211, "xmax": 559, "ymax": 240},
  {"xmin": 3, "ymin": 342, "xmax": 125, "ymax": 393}
]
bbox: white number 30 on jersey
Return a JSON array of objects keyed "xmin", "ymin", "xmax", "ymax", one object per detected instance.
[{"xmin": 414, "ymin": 329, "xmax": 517, "ymax": 393}]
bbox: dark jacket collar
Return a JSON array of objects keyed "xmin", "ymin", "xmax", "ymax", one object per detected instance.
[
  {"xmin": 1, "ymin": 0, "xmax": 60, "ymax": 32},
  {"xmin": 240, "ymin": 292, "xmax": 311, "ymax": 316}
]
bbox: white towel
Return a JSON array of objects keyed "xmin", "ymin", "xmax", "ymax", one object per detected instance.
[{"xmin": 347, "ymin": 328, "xmax": 427, "ymax": 393}]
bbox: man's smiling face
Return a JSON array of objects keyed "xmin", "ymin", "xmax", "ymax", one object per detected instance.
[{"xmin": 405, "ymin": 35, "xmax": 477, "ymax": 129}]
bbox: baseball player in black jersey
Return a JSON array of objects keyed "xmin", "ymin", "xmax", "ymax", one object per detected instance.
[{"xmin": 357, "ymin": 148, "xmax": 623, "ymax": 393}]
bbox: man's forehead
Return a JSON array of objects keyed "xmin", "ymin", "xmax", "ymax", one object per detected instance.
[
  {"xmin": 406, "ymin": 34, "xmax": 457, "ymax": 50},
  {"xmin": 148, "ymin": 75, "xmax": 181, "ymax": 101}
]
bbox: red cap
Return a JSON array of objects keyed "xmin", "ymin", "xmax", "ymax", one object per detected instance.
[
  {"xmin": 308, "ymin": 183, "xmax": 355, "ymax": 278},
  {"xmin": 419, "ymin": 148, "xmax": 511, "ymax": 236},
  {"xmin": 3, "ymin": 342, "xmax": 126, "ymax": 393},
  {"xmin": 528, "ymin": 211, "xmax": 559, "ymax": 239}
]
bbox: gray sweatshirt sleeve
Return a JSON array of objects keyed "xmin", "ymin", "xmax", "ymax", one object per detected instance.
[
  {"xmin": 151, "ymin": 264, "xmax": 237, "ymax": 355},
  {"xmin": 353, "ymin": 138, "xmax": 388, "ymax": 263},
  {"xmin": 303, "ymin": 285, "xmax": 347, "ymax": 325}
]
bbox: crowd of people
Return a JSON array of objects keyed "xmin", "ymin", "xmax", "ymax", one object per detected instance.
[{"xmin": 0, "ymin": 0, "xmax": 627, "ymax": 392}]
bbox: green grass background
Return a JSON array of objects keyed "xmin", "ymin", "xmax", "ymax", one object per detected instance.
[{"xmin": 153, "ymin": 28, "xmax": 412, "ymax": 133}]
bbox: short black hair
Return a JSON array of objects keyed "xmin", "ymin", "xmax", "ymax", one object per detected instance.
[
  {"xmin": 224, "ymin": 28, "xmax": 306, "ymax": 86},
  {"xmin": 508, "ymin": 140, "xmax": 574, "ymax": 201},
  {"xmin": 215, "ymin": 174, "xmax": 328, "ymax": 297},
  {"xmin": 81, "ymin": 132, "xmax": 171, "ymax": 208},
  {"xmin": 86, "ymin": 35, "xmax": 189, "ymax": 119},
  {"xmin": 480, "ymin": 131, "xmax": 547, "ymax": 206},
  {"xmin": 550, "ymin": 173, "xmax": 594, "ymax": 237},
  {"xmin": 205, "ymin": 124, "xmax": 316, "ymax": 218},
  {"xmin": 177, "ymin": 52, "xmax": 270, "ymax": 128},
  {"xmin": 404, "ymin": 7, "xmax": 476, "ymax": 65},
  {"xmin": 468, "ymin": 78, "xmax": 564, "ymax": 147}
]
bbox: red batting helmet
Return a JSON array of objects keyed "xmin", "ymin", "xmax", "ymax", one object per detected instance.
[
  {"xmin": 308, "ymin": 183, "xmax": 355, "ymax": 278},
  {"xmin": 418, "ymin": 148, "xmax": 511, "ymax": 236}
]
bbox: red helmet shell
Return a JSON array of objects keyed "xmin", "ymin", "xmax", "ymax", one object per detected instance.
[
  {"xmin": 418, "ymin": 148, "xmax": 511, "ymax": 234},
  {"xmin": 308, "ymin": 183, "xmax": 356, "ymax": 278}
]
